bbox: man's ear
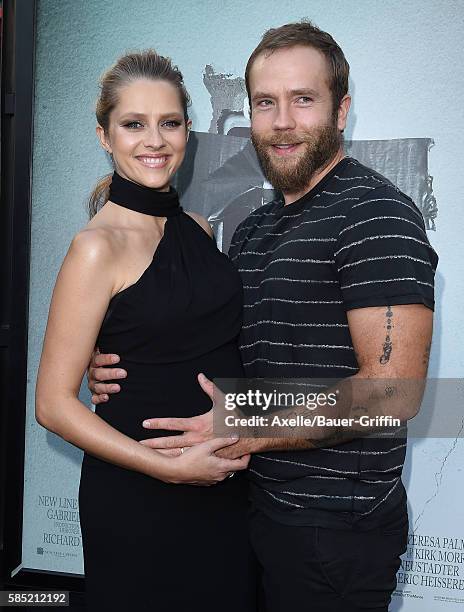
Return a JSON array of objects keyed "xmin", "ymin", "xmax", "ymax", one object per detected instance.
[
  {"xmin": 96, "ymin": 124, "xmax": 112, "ymax": 154},
  {"xmin": 337, "ymin": 94, "xmax": 351, "ymax": 132}
]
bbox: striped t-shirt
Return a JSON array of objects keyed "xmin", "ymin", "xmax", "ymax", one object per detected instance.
[{"xmin": 228, "ymin": 157, "xmax": 438, "ymax": 529}]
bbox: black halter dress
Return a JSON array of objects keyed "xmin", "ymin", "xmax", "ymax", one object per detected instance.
[{"xmin": 78, "ymin": 173, "xmax": 257, "ymax": 611}]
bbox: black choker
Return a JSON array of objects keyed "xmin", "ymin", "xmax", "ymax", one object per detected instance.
[{"xmin": 108, "ymin": 172, "xmax": 182, "ymax": 218}]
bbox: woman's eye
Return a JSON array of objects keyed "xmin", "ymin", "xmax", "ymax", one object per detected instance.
[
  {"xmin": 163, "ymin": 120, "xmax": 182, "ymax": 128},
  {"xmin": 124, "ymin": 121, "xmax": 143, "ymax": 129}
]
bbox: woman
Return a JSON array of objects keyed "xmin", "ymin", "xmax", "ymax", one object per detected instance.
[{"xmin": 36, "ymin": 50, "xmax": 257, "ymax": 611}]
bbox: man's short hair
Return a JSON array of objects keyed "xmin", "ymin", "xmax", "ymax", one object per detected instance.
[{"xmin": 245, "ymin": 20, "xmax": 350, "ymax": 114}]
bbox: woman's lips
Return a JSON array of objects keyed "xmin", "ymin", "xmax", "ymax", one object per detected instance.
[{"xmin": 136, "ymin": 155, "xmax": 169, "ymax": 169}]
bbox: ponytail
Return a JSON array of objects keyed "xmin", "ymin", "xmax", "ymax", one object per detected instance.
[{"xmin": 88, "ymin": 173, "xmax": 112, "ymax": 219}]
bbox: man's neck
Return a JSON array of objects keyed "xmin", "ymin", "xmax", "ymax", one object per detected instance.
[{"xmin": 282, "ymin": 148, "xmax": 345, "ymax": 206}]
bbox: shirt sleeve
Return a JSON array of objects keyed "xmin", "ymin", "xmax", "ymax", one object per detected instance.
[
  {"xmin": 227, "ymin": 210, "xmax": 260, "ymax": 263},
  {"xmin": 334, "ymin": 185, "xmax": 438, "ymax": 311}
]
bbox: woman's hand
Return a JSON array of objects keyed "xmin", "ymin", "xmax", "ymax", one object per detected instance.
[{"xmin": 160, "ymin": 437, "xmax": 250, "ymax": 486}]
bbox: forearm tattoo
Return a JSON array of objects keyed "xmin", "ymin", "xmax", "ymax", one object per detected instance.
[
  {"xmin": 385, "ymin": 385, "xmax": 396, "ymax": 398},
  {"xmin": 380, "ymin": 306, "xmax": 393, "ymax": 365}
]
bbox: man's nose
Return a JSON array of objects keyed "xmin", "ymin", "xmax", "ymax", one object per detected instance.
[{"xmin": 272, "ymin": 104, "xmax": 296, "ymax": 131}]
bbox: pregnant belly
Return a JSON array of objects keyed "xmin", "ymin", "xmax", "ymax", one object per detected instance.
[{"xmin": 95, "ymin": 340, "xmax": 244, "ymax": 441}]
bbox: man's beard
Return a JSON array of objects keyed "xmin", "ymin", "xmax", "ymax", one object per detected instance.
[{"xmin": 251, "ymin": 122, "xmax": 342, "ymax": 194}]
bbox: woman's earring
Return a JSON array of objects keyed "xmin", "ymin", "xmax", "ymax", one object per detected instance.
[{"xmin": 106, "ymin": 150, "xmax": 114, "ymax": 164}]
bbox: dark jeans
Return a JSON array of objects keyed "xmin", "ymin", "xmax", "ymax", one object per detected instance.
[{"xmin": 249, "ymin": 508, "xmax": 408, "ymax": 612}]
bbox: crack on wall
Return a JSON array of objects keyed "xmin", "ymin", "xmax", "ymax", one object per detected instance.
[{"xmin": 412, "ymin": 420, "xmax": 464, "ymax": 533}]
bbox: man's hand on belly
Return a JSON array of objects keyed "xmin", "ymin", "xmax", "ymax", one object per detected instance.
[
  {"xmin": 139, "ymin": 375, "xmax": 214, "ymax": 451},
  {"xmin": 140, "ymin": 374, "xmax": 312, "ymax": 458},
  {"xmin": 139, "ymin": 408, "xmax": 213, "ymax": 450}
]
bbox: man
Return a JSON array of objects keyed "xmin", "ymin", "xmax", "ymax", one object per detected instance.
[{"xmin": 89, "ymin": 21, "xmax": 437, "ymax": 611}]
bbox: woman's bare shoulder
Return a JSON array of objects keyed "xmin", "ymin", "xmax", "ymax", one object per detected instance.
[{"xmin": 68, "ymin": 225, "xmax": 120, "ymax": 265}]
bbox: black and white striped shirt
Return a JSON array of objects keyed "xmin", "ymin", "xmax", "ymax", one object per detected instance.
[{"xmin": 228, "ymin": 157, "xmax": 438, "ymax": 529}]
